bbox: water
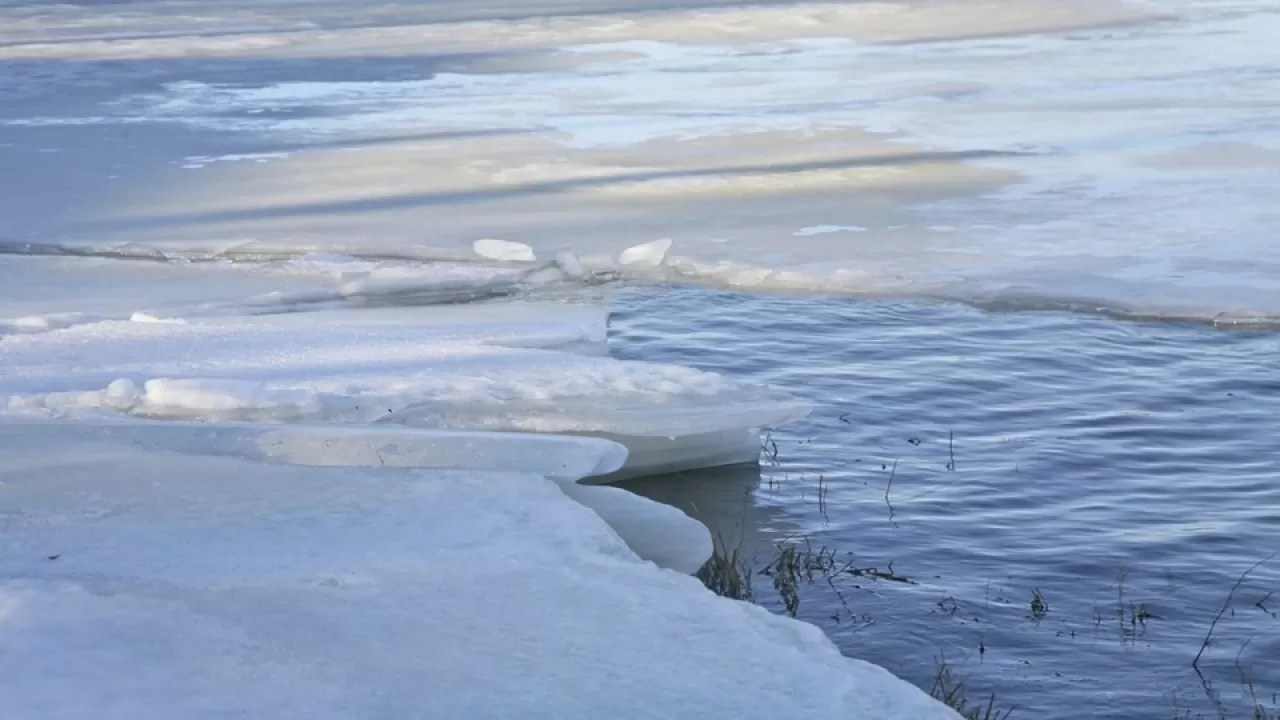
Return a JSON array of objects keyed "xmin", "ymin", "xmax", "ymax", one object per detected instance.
[{"xmin": 614, "ymin": 285, "xmax": 1280, "ymax": 720}]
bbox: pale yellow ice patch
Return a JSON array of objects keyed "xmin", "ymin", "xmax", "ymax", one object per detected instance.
[{"xmin": 86, "ymin": 126, "xmax": 1016, "ymax": 259}]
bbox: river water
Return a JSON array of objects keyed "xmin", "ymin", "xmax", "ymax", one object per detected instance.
[{"xmin": 617, "ymin": 285, "xmax": 1280, "ymax": 719}]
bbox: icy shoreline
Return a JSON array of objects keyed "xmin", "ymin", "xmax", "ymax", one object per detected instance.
[
  {"xmin": 0, "ymin": 257, "xmax": 958, "ymax": 716},
  {"xmin": 0, "ymin": 419, "xmax": 960, "ymax": 719}
]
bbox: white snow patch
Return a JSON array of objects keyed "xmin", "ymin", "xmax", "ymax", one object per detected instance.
[
  {"xmin": 473, "ymin": 238, "xmax": 537, "ymax": 263},
  {"xmin": 619, "ymin": 238, "xmax": 672, "ymax": 267},
  {"xmin": 178, "ymin": 152, "xmax": 290, "ymax": 167},
  {"xmin": 130, "ymin": 312, "xmax": 187, "ymax": 324},
  {"xmin": 794, "ymin": 225, "xmax": 868, "ymax": 236},
  {"xmin": 141, "ymin": 378, "xmax": 321, "ymax": 416}
]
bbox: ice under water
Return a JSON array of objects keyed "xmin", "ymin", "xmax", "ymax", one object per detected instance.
[{"xmin": 2, "ymin": 0, "xmax": 1279, "ymax": 718}]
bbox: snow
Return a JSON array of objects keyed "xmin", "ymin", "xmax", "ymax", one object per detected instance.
[
  {"xmin": 0, "ymin": 422, "xmax": 958, "ymax": 720},
  {"xmin": 796, "ymin": 225, "xmax": 868, "ymax": 236},
  {"xmin": 0, "ymin": 312, "xmax": 108, "ymax": 334},
  {"xmin": 129, "ymin": 311, "xmax": 187, "ymax": 324},
  {"xmin": 619, "ymin": 238, "xmax": 673, "ymax": 268},
  {"xmin": 141, "ymin": 378, "xmax": 322, "ymax": 416},
  {"xmin": 474, "ymin": 238, "xmax": 537, "ymax": 263}
]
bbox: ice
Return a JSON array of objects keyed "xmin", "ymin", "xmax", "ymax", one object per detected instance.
[
  {"xmin": 0, "ymin": 423, "xmax": 956, "ymax": 719},
  {"xmin": 3, "ymin": 418, "xmax": 630, "ymax": 487},
  {"xmin": 474, "ymin": 238, "xmax": 537, "ymax": 263},
  {"xmin": 4, "ymin": 0, "xmax": 1272, "ymax": 321},
  {"xmin": 556, "ymin": 249, "xmax": 587, "ymax": 278},
  {"xmin": 552, "ymin": 477, "xmax": 713, "ymax": 574},
  {"xmin": 129, "ymin": 312, "xmax": 187, "ymax": 324},
  {"xmin": 585, "ymin": 428, "xmax": 769, "ymax": 483},
  {"xmin": 1, "ymin": 302, "xmax": 807, "ymax": 478},
  {"xmin": 619, "ymin": 238, "xmax": 673, "ymax": 268},
  {"xmin": 795, "ymin": 225, "xmax": 868, "ymax": 236},
  {"xmin": 0, "ymin": 312, "xmax": 107, "ymax": 335},
  {"xmin": 141, "ymin": 378, "xmax": 322, "ymax": 416}
]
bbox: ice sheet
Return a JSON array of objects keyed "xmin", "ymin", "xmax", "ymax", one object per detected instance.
[
  {"xmin": 0, "ymin": 302, "xmax": 808, "ymax": 476},
  {"xmin": 1, "ymin": 417, "xmax": 628, "ymax": 484},
  {"xmin": 0, "ymin": 423, "xmax": 958, "ymax": 719}
]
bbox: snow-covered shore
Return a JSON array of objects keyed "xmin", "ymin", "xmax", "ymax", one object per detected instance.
[{"xmin": 0, "ymin": 418, "xmax": 959, "ymax": 719}]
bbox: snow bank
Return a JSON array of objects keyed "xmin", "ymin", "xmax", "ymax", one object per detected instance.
[
  {"xmin": 0, "ymin": 422, "xmax": 956, "ymax": 719},
  {"xmin": 474, "ymin": 238, "xmax": 537, "ymax": 263}
]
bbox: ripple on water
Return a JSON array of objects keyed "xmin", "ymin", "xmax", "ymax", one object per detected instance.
[{"xmin": 613, "ymin": 285, "xmax": 1280, "ymax": 720}]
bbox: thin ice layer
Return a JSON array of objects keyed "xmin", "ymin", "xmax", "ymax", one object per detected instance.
[
  {"xmin": 0, "ymin": 424, "xmax": 958, "ymax": 719},
  {"xmin": 0, "ymin": 254, "xmax": 563, "ymax": 332}
]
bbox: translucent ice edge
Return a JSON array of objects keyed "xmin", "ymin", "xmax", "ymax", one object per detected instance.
[
  {"xmin": 1, "ymin": 300, "xmax": 810, "ymax": 481},
  {"xmin": 1, "ymin": 417, "xmax": 627, "ymax": 480}
]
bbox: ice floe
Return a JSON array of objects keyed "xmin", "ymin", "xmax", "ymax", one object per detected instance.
[{"xmin": 0, "ymin": 302, "xmax": 806, "ymax": 479}]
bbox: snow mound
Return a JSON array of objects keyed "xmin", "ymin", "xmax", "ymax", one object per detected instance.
[
  {"xmin": 474, "ymin": 238, "xmax": 537, "ymax": 263},
  {"xmin": 619, "ymin": 238, "xmax": 673, "ymax": 267},
  {"xmin": 0, "ymin": 423, "xmax": 958, "ymax": 720},
  {"xmin": 129, "ymin": 312, "xmax": 187, "ymax": 324}
]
